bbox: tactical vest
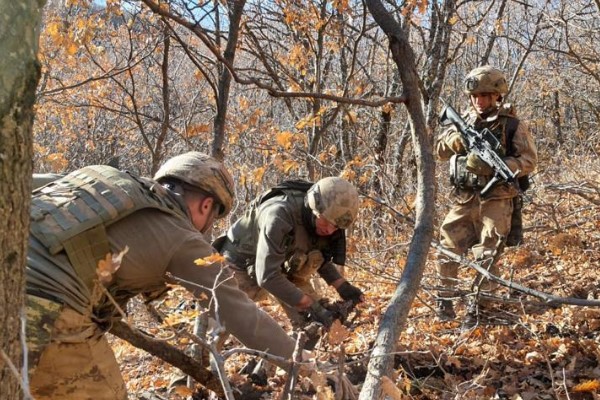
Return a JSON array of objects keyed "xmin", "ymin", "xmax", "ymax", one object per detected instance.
[
  {"xmin": 451, "ymin": 106, "xmax": 521, "ymax": 190},
  {"xmin": 225, "ymin": 187, "xmax": 308, "ymax": 262},
  {"xmin": 223, "ymin": 181, "xmax": 346, "ymax": 271},
  {"xmin": 30, "ymin": 165, "xmax": 189, "ymax": 294}
]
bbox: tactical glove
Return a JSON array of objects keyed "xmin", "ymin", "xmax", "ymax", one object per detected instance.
[
  {"xmin": 308, "ymin": 301, "xmax": 334, "ymax": 328},
  {"xmin": 466, "ymin": 153, "xmax": 493, "ymax": 175},
  {"xmin": 446, "ymin": 131, "xmax": 467, "ymax": 153},
  {"xmin": 336, "ymin": 282, "xmax": 364, "ymax": 305},
  {"xmin": 326, "ymin": 372, "xmax": 359, "ymax": 400}
]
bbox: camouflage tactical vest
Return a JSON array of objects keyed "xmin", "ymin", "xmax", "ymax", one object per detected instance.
[
  {"xmin": 451, "ymin": 105, "xmax": 519, "ymax": 190},
  {"xmin": 30, "ymin": 165, "xmax": 189, "ymax": 294}
]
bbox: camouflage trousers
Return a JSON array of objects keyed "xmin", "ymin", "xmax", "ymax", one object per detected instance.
[
  {"xmin": 436, "ymin": 194, "xmax": 513, "ymax": 299},
  {"xmin": 26, "ymin": 295, "xmax": 127, "ymax": 400}
]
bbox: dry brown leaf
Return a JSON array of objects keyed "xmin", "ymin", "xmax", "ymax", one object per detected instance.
[
  {"xmin": 276, "ymin": 131, "xmax": 294, "ymax": 149},
  {"xmin": 380, "ymin": 375, "xmax": 403, "ymax": 399},
  {"xmin": 96, "ymin": 246, "xmax": 129, "ymax": 284},
  {"xmin": 573, "ymin": 379, "xmax": 600, "ymax": 392},
  {"xmin": 311, "ymin": 371, "xmax": 335, "ymax": 400},
  {"xmin": 194, "ymin": 253, "xmax": 226, "ymax": 266},
  {"xmin": 328, "ymin": 320, "xmax": 350, "ymax": 346},
  {"xmin": 173, "ymin": 386, "xmax": 194, "ymax": 396}
]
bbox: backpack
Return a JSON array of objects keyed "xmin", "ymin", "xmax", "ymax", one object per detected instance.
[
  {"xmin": 505, "ymin": 118, "xmax": 530, "ymax": 246},
  {"xmin": 506, "ymin": 118, "xmax": 530, "ymax": 192},
  {"xmin": 259, "ymin": 179, "xmax": 314, "ymax": 203}
]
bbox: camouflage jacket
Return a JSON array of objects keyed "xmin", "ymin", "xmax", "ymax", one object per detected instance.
[
  {"xmin": 222, "ymin": 189, "xmax": 345, "ymax": 307},
  {"xmin": 436, "ymin": 104, "xmax": 538, "ymax": 201},
  {"xmin": 27, "ymin": 166, "xmax": 297, "ymax": 358}
]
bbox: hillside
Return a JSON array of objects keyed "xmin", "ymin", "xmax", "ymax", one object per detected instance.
[{"xmin": 110, "ymin": 156, "xmax": 600, "ymax": 400}]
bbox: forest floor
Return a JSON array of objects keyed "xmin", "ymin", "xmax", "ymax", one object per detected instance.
[{"xmin": 109, "ymin": 160, "xmax": 600, "ymax": 400}]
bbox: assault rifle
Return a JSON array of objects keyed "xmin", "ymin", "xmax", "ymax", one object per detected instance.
[{"xmin": 439, "ymin": 100, "xmax": 519, "ymax": 197}]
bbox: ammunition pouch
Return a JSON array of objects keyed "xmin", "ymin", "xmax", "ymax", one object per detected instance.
[
  {"xmin": 449, "ymin": 155, "xmax": 491, "ymax": 190},
  {"xmin": 284, "ymin": 250, "xmax": 324, "ymax": 282},
  {"xmin": 284, "ymin": 250, "xmax": 308, "ymax": 275}
]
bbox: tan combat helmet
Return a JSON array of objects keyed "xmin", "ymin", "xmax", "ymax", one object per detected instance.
[
  {"xmin": 463, "ymin": 65, "xmax": 508, "ymax": 95},
  {"xmin": 154, "ymin": 152, "xmax": 235, "ymax": 218},
  {"xmin": 306, "ymin": 177, "xmax": 359, "ymax": 229}
]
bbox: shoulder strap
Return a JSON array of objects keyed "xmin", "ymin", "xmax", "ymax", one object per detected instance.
[{"xmin": 258, "ymin": 179, "xmax": 314, "ymax": 205}]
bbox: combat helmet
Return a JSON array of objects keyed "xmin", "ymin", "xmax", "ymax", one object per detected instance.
[
  {"xmin": 306, "ymin": 177, "xmax": 359, "ymax": 229},
  {"xmin": 154, "ymin": 152, "xmax": 235, "ymax": 218},
  {"xmin": 463, "ymin": 65, "xmax": 508, "ymax": 95}
]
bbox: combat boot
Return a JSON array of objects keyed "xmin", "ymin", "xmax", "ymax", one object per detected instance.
[
  {"xmin": 461, "ymin": 307, "xmax": 479, "ymax": 330},
  {"xmin": 461, "ymin": 299, "xmax": 487, "ymax": 330},
  {"xmin": 436, "ymin": 299, "xmax": 456, "ymax": 321}
]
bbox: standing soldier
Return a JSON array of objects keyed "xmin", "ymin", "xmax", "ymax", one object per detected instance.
[
  {"xmin": 217, "ymin": 177, "xmax": 365, "ymax": 330},
  {"xmin": 435, "ymin": 66, "xmax": 537, "ymax": 326},
  {"xmin": 26, "ymin": 152, "xmax": 302, "ymax": 399}
]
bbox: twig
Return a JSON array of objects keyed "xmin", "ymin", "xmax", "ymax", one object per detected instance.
[
  {"xmin": 562, "ymin": 368, "xmax": 572, "ymax": 400},
  {"xmin": 109, "ymin": 320, "xmax": 223, "ymax": 395},
  {"xmin": 432, "ymin": 240, "xmax": 600, "ymax": 307},
  {"xmin": 21, "ymin": 307, "xmax": 30, "ymax": 395},
  {"xmin": 146, "ymin": 306, "xmax": 236, "ymax": 400},
  {"xmin": 0, "ymin": 349, "xmax": 34, "ymax": 400},
  {"xmin": 280, "ymin": 332, "xmax": 307, "ymax": 400},
  {"xmin": 221, "ymin": 347, "xmax": 293, "ymax": 368}
]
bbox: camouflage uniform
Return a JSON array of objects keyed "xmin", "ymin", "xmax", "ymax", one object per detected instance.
[
  {"xmin": 435, "ymin": 105, "xmax": 537, "ymax": 301},
  {"xmin": 26, "ymin": 160, "xmax": 297, "ymax": 399},
  {"xmin": 219, "ymin": 179, "xmax": 360, "ymax": 327}
]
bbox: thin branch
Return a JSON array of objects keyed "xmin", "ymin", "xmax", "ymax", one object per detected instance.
[
  {"xmin": 432, "ymin": 240, "xmax": 600, "ymax": 307},
  {"xmin": 0, "ymin": 349, "xmax": 34, "ymax": 400},
  {"xmin": 280, "ymin": 332, "xmax": 306, "ymax": 400},
  {"xmin": 140, "ymin": 0, "xmax": 408, "ymax": 107}
]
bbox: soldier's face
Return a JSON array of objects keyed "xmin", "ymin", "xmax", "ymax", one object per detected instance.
[
  {"xmin": 470, "ymin": 93, "xmax": 501, "ymax": 115},
  {"xmin": 315, "ymin": 215, "xmax": 338, "ymax": 236}
]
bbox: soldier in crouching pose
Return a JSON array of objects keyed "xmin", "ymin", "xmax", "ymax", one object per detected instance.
[
  {"xmin": 26, "ymin": 152, "xmax": 304, "ymax": 399},
  {"xmin": 216, "ymin": 177, "xmax": 365, "ymax": 331}
]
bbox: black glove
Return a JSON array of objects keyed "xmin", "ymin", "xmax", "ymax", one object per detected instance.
[
  {"xmin": 337, "ymin": 282, "xmax": 364, "ymax": 305},
  {"xmin": 308, "ymin": 301, "xmax": 334, "ymax": 328}
]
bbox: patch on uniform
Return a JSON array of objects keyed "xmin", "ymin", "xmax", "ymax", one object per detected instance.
[{"xmin": 26, "ymin": 295, "xmax": 62, "ymax": 373}]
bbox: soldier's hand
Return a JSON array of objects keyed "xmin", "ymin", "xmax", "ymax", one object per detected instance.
[
  {"xmin": 446, "ymin": 131, "xmax": 467, "ymax": 153},
  {"xmin": 336, "ymin": 282, "xmax": 364, "ymax": 305},
  {"xmin": 326, "ymin": 372, "xmax": 359, "ymax": 400},
  {"xmin": 308, "ymin": 301, "xmax": 334, "ymax": 328},
  {"xmin": 466, "ymin": 153, "xmax": 493, "ymax": 175}
]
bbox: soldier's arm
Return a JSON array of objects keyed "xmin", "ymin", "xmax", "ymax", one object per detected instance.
[
  {"xmin": 168, "ymin": 235, "xmax": 296, "ymax": 359},
  {"xmin": 317, "ymin": 262, "xmax": 344, "ymax": 285},
  {"xmin": 253, "ymin": 205, "xmax": 306, "ymax": 307}
]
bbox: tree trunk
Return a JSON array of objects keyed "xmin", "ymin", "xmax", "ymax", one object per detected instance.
[
  {"xmin": 552, "ymin": 90, "xmax": 563, "ymax": 145},
  {"xmin": 371, "ymin": 106, "xmax": 391, "ymax": 197},
  {"xmin": 211, "ymin": 0, "xmax": 246, "ymax": 161},
  {"xmin": 0, "ymin": 0, "xmax": 44, "ymax": 397},
  {"xmin": 359, "ymin": 0, "xmax": 437, "ymax": 398}
]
